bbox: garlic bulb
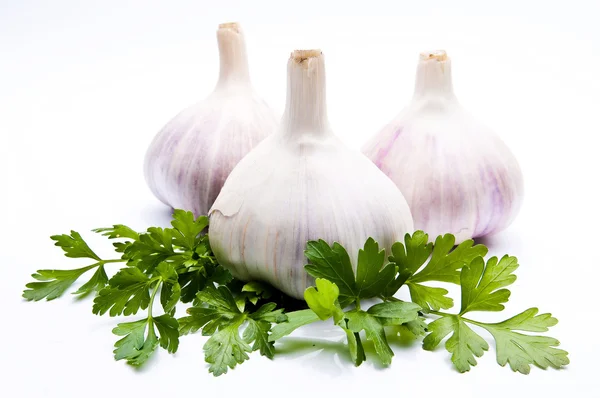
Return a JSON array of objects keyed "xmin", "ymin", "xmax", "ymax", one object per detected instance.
[
  {"xmin": 362, "ymin": 50, "xmax": 524, "ymax": 243},
  {"xmin": 209, "ymin": 50, "xmax": 414, "ymax": 300},
  {"xmin": 144, "ymin": 22, "xmax": 278, "ymax": 216}
]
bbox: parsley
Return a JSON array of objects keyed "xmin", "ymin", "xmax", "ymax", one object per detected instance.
[
  {"xmin": 383, "ymin": 232, "xmax": 487, "ymax": 310},
  {"xmin": 304, "ymin": 237, "xmax": 397, "ymax": 306},
  {"xmin": 23, "ymin": 231, "xmax": 124, "ymax": 301},
  {"xmin": 112, "ymin": 280, "xmax": 180, "ymax": 367},
  {"xmin": 284, "ymin": 238, "xmax": 423, "ymax": 366},
  {"xmin": 269, "ymin": 309, "xmax": 320, "ymax": 340},
  {"xmin": 24, "ymin": 211, "xmax": 567, "ymax": 376},
  {"xmin": 93, "ymin": 267, "xmax": 154, "ymax": 316},
  {"xmin": 23, "ymin": 210, "xmax": 227, "ymax": 368},
  {"xmin": 179, "ymin": 285, "xmax": 287, "ymax": 375},
  {"xmin": 268, "ymin": 232, "xmax": 567, "ymax": 373},
  {"xmin": 423, "ymin": 255, "xmax": 569, "ymax": 374},
  {"xmin": 96, "ymin": 260, "xmax": 183, "ymax": 365}
]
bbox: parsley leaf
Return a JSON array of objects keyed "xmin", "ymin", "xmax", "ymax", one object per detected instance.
[
  {"xmin": 179, "ymin": 266, "xmax": 225, "ymax": 303},
  {"xmin": 423, "ymin": 315, "xmax": 488, "ymax": 372},
  {"xmin": 179, "ymin": 307, "xmax": 223, "ymax": 336},
  {"xmin": 269, "ymin": 309, "xmax": 321, "ymax": 341},
  {"xmin": 345, "ymin": 310, "xmax": 394, "ymax": 365},
  {"xmin": 110, "ymin": 263, "xmax": 181, "ymax": 367},
  {"xmin": 301, "ymin": 278, "xmax": 371, "ymax": 366},
  {"xmin": 95, "ymin": 261, "xmax": 183, "ymax": 318},
  {"xmin": 204, "ymin": 318, "xmax": 251, "ymax": 376},
  {"xmin": 343, "ymin": 325, "xmax": 367, "ymax": 366},
  {"xmin": 304, "ymin": 278, "xmax": 344, "ymax": 323},
  {"xmin": 93, "ymin": 225, "xmax": 140, "ymax": 240},
  {"xmin": 304, "ymin": 238, "xmax": 396, "ymax": 302},
  {"xmin": 481, "ymin": 308, "xmax": 569, "ymax": 374},
  {"xmin": 423, "ymin": 255, "xmax": 568, "ymax": 373},
  {"xmin": 355, "ymin": 238, "xmax": 397, "ymax": 298},
  {"xmin": 93, "ymin": 268, "xmax": 154, "ymax": 316},
  {"xmin": 24, "ymin": 264, "xmax": 102, "ymax": 301},
  {"xmin": 157, "ymin": 262, "xmax": 181, "ymax": 314},
  {"xmin": 112, "ymin": 314, "xmax": 179, "ymax": 367},
  {"xmin": 23, "ymin": 231, "xmax": 124, "ymax": 301},
  {"xmin": 342, "ymin": 300, "xmax": 422, "ymax": 366},
  {"xmin": 50, "ymin": 231, "xmax": 102, "ymax": 260},
  {"xmin": 403, "ymin": 316, "xmax": 428, "ymax": 337},
  {"xmin": 410, "ymin": 234, "xmax": 488, "ymax": 284},
  {"xmin": 459, "ymin": 255, "xmax": 518, "ymax": 314},
  {"xmin": 96, "ymin": 211, "xmax": 222, "ymax": 303},
  {"xmin": 389, "ymin": 231, "xmax": 433, "ymax": 280},
  {"xmin": 304, "ymin": 240, "xmax": 356, "ymax": 297},
  {"xmin": 93, "ymin": 224, "xmax": 140, "ymax": 254},
  {"xmin": 366, "ymin": 301, "xmax": 422, "ymax": 325},
  {"xmin": 179, "ymin": 285, "xmax": 287, "ymax": 376},
  {"xmin": 245, "ymin": 303, "xmax": 286, "ymax": 358},
  {"xmin": 384, "ymin": 232, "xmax": 488, "ymax": 311},
  {"xmin": 170, "ymin": 210, "xmax": 208, "ymax": 250},
  {"xmin": 113, "ymin": 319, "xmax": 158, "ymax": 366},
  {"xmin": 234, "ymin": 281, "xmax": 273, "ymax": 310},
  {"xmin": 72, "ymin": 265, "xmax": 109, "ymax": 296},
  {"xmin": 125, "ymin": 227, "xmax": 176, "ymax": 273},
  {"xmin": 407, "ymin": 283, "xmax": 453, "ymax": 312},
  {"xmin": 153, "ymin": 314, "xmax": 180, "ymax": 353}
]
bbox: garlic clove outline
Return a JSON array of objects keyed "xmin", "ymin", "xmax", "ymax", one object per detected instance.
[
  {"xmin": 362, "ymin": 50, "xmax": 524, "ymax": 244},
  {"xmin": 144, "ymin": 22, "xmax": 279, "ymax": 216},
  {"xmin": 209, "ymin": 49, "xmax": 414, "ymax": 300}
]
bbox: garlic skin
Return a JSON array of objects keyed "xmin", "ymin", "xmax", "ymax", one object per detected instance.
[
  {"xmin": 209, "ymin": 50, "xmax": 414, "ymax": 300},
  {"xmin": 144, "ymin": 23, "xmax": 278, "ymax": 216},
  {"xmin": 362, "ymin": 50, "xmax": 524, "ymax": 243}
]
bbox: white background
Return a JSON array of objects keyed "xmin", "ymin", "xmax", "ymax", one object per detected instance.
[{"xmin": 1, "ymin": 0, "xmax": 599, "ymax": 397}]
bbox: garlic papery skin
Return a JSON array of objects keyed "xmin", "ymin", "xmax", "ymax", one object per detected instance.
[
  {"xmin": 362, "ymin": 50, "xmax": 524, "ymax": 244},
  {"xmin": 144, "ymin": 22, "xmax": 278, "ymax": 216},
  {"xmin": 208, "ymin": 50, "xmax": 414, "ymax": 300}
]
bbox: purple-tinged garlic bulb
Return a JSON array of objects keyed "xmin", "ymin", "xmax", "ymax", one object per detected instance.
[
  {"xmin": 209, "ymin": 50, "xmax": 414, "ymax": 299},
  {"xmin": 362, "ymin": 50, "xmax": 523, "ymax": 243},
  {"xmin": 144, "ymin": 22, "xmax": 278, "ymax": 216}
]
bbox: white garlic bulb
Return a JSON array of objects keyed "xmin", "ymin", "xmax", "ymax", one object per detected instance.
[
  {"xmin": 362, "ymin": 50, "xmax": 524, "ymax": 244},
  {"xmin": 144, "ymin": 22, "xmax": 278, "ymax": 216},
  {"xmin": 209, "ymin": 50, "xmax": 414, "ymax": 300}
]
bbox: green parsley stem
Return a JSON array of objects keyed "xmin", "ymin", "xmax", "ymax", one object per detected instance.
[
  {"xmin": 83, "ymin": 258, "xmax": 124, "ymax": 271},
  {"xmin": 429, "ymin": 310, "xmax": 486, "ymax": 327},
  {"xmin": 429, "ymin": 310, "xmax": 448, "ymax": 317},
  {"xmin": 78, "ymin": 258, "xmax": 126, "ymax": 274},
  {"xmin": 355, "ymin": 299, "xmax": 362, "ymax": 311},
  {"xmin": 147, "ymin": 280, "xmax": 161, "ymax": 319}
]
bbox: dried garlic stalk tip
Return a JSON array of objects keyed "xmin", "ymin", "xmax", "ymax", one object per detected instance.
[
  {"xmin": 291, "ymin": 49, "xmax": 323, "ymax": 64},
  {"xmin": 218, "ymin": 22, "xmax": 241, "ymax": 32},
  {"xmin": 420, "ymin": 50, "xmax": 448, "ymax": 61}
]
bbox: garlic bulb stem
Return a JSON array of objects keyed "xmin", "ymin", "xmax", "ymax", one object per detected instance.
[
  {"xmin": 282, "ymin": 50, "xmax": 330, "ymax": 135},
  {"xmin": 216, "ymin": 22, "xmax": 250, "ymax": 87},
  {"xmin": 414, "ymin": 50, "xmax": 455, "ymax": 100}
]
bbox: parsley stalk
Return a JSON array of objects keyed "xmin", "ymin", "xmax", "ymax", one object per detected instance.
[{"xmin": 147, "ymin": 277, "xmax": 162, "ymax": 319}]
